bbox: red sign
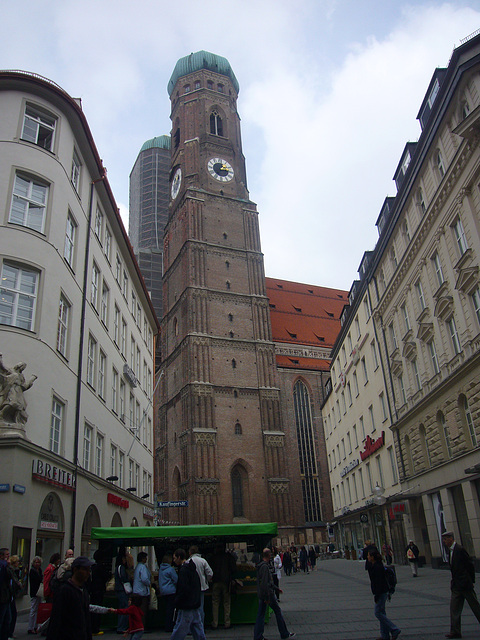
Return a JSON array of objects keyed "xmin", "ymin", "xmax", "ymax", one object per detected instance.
[
  {"xmin": 107, "ymin": 492, "xmax": 129, "ymax": 509},
  {"xmin": 360, "ymin": 431, "xmax": 385, "ymax": 461}
]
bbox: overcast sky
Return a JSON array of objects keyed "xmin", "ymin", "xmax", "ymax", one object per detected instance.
[{"xmin": 2, "ymin": 1, "xmax": 479, "ymax": 291}]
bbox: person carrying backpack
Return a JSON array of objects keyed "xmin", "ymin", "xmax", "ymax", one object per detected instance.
[
  {"xmin": 170, "ymin": 548, "xmax": 205, "ymax": 640},
  {"xmin": 367, "ymin": 548, "xmax": 401, "ymax": 640}
]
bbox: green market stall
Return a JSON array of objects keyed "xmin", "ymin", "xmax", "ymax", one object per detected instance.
[{"xmin": 91, "ymin": 522, "xmax": 278, "ymax": 627}]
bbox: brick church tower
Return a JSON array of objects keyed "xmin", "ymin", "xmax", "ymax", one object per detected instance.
[{"xmin": 157, "ymin": 52, "xmax": 297, "ymax": 526}]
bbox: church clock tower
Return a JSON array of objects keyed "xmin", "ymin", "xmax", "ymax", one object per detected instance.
[{"xmin": 158, "ymin": 51, "xmax": 295, "ymax": 526}]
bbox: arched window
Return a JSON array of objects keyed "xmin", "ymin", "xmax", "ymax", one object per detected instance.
[
  {"xmin": 458, "ymin": 394, "xmax": 477, "ymax": 447},
  {"xmin": 293, "ymin": 380, "xmax": 322, "ymax": 523},
  {"xmin": 210, "ymin": 110, "xmax": 223, "ymax": 136},
  {"xmin": 437, "ymin": 410, "xmax": 452, "ymax": 458},
  {"xmin": 235, "ymin": 422, "xmax": 242, "ymax": 435},
  {"xmin": 232, "ymin": 359, "xmax": 236, "ymax": 369},
  {"xmin": 231, "ymin": 468, "xmax": 244, "ymax": 517},
  {"xmin": 419, "ymin": 424, "xmax": 431, "ymax": 467}
]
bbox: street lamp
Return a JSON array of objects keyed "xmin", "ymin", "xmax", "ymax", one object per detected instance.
[
  {"xmin": 106, "ymin": 475, "xmax": 118, "ymax": 482},
  {"xmin": 373, "ymin": 484, "xmax": 386, "ymax": 505}
]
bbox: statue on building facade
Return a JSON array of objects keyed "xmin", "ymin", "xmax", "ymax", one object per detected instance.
[{"xmin": 0, "ymin": 354, "xmax": 37, "ymax": 426}]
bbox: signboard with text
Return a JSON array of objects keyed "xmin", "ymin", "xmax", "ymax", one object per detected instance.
[{"xmin": 156, "ymin": 500, "xmax": 188, "ymax": 508}]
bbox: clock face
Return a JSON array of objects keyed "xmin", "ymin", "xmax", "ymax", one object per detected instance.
[
  {"xmin": 208, "ymin": 157, "xmax": 234, "ymax": 182},
  {"xmin": 171, "ymin": 167, "xmax": 182, "ymax": 199}
]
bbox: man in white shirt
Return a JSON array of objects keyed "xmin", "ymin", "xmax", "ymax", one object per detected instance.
[{"xmin": 189, "ymin": 546, "xmax": 213, "ymax": 623}]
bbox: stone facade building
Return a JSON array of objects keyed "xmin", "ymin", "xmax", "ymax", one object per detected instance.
[{"xmin": 0, "ymin": 71, "xmax": 158, "ymax": 590}]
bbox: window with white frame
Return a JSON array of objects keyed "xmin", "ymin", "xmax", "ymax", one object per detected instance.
[
  {"xmin": 118, "ymin": 451, "xmax": 124, "ymax": 488},
  {"xmin": 130, "ymin": 336, "xmax": 136, "ymax": 372},
  {"xmin": 86, "ymin": 335, "xmax": 97, "ymax": 388},
  {"xmin": 403, "ymin": 219, "xmax": 411, "ymax": 244},
  {"xmin": 120, "ymin": 380, "xmax": 125, "ymax": 421},
  {"xmin": 101, "ymin": 281, "xmax": 109, "ymax": 326},
  {"xmin": 136, "ymin": 303, "xmax": 141, "ymax": 327},
  {"xmin": 128, "ymin": 459, "xmax": 134, "ymax": 488},
  {"xmin": 355, "ymin": 317, "xmax": 361, "ymax": 340},
  {"xmin": 114, "ymin": 305, "xmax": 120, "ymax": 345},
  {"xmin": 347, "ymin": 431, "xmax": 352, "ymax": 454},
  {"xmin": 91, "ymin": 263, "xmax": 99, "ymax": 309},
  {"xmin": 463, "ymin": 396, "xmax": 477, "ymax": 447},
  {"xmin": 366, "ymin": 462, "xmax": 373, "ymax": 492},
  {"xmin": 364, "ymin": 298, "xmax": 371, "ymax": 320},
  {"xmin": 143, "ymin": 470, "xmax": 148, "ymax": 496},
  {"xmin": 104, "ymin": 226, "xmax": 112, "ymax": 263},
  {"xmin": 415, "ymin": 280, "xmax": 426, "ymax": 311},
  {"xmin": 359, "ymin": 415, "xmax": 365, "ymax": 440},
  {"xmin": 353, "ymin": 370, "xmax": 359, "ymax": 396},
  {"xmin": 432, "ymin": 252, "xmax": 445, "ymax": 288},
  {"xmin": 353, "ymin": 424, "xmax": 358, "ymax": 448},
  {"xmin": 64, "ymin": 212, "xmax": 76, "ymax": 268},
  {"xmin": 347, "ymin": 333, "xmax": 352, "ymax": 353},
  {"xmin": 121, "ymin": 318, "xmax": 127, "ymax": 357},
  {"xmin": 368, "ymin": 405, "xmax": 375, "ymax": 432},
  {"xmin": 389, "ymin": 322, "xmax": 397, "ymax": 351},
  {"xmin": 361, "ymin": 357, "xmax": 368, "ymax": 384},
  {"xmin": 112, "ymin": 367, "xmax": 118, "ymax": 413},
  {"xmin": 398, "ymin": 374, "xmax": 407, "ymax": 405},
  {"xmin": 83, "ymin": 423, "xmax": 92, "ymax": 470},
  {"xmin": 131, "ymin": 291, "xmax": 136, "ymax": 317},
  {"xmin": 371, "ymin": 341, "xmax": 379, "ymax": 369},
  {"xmin": 122, "ymin": 270, "xmax": 128, "ymax": 299},
  {"xmin": 95, "ymin": 433, "xmax": 103, "ymax": 476},
  {"xmin": 473, "ymin": 288, "xmax": 480, "ymax": 326},
  {"xmin": 115, "ymin": 255, "xmax": 122, "ymax": 284},
  {"xmin": 346, "ymin": 381, "xmax": 352, "ymax": 406},
  {"xmin": 135, "ymin": 464, "xmax": 140, "ymax": 492},
  {"xmin": 71, "ymin": 149, "xmax": 81, "ymax": 191},
  {"xmin": 428, "ymin": 340, "xmax": 440, "ymax": 375},
  {"xmin": 129, "ymin": 393, "xmax": 134, "ymax": 430},
  {"xmin": 417, "ymin": 188, "xmax": 426, "ymax": 215},
  {"xmin": 358, "ymin": 467, "xmax": 365, "ymax": 498},
  {"xmin": 388, "ymin": 446, "xmax": 398, "ymax": 483},
  {"xmin": 0, "ymin": 262, "xmax": 38, "ymax": 331},
  {"xmin": 10, "ymin": 174, "xmax": 48, "ymax": 233},
  {"xmin": 448, "ymin": 317, "xmax": 461, "ymax": 355},
  {"xmin": 412, "ymin": 358, "xmax": 421, "ymax": 391},
  {"xmin": 50, "ymin": 397, "xmax": 63, "ymax": 454},
  {"xmin": 135, "ymin": 402, "xmax": 141, "ymax": 438},
  {"xmin": 98, "ymin": 350, "xmax": 106, "ymax": 399},
  {"xmin": 94, "ymin": 207, "xmax": 103, "ymax": 243},
  {"xmin": 56, "ymin": 293, "xmax": 70, "ymax": 357},
  {"xmin": 21, "ymin": 104, "xmax": 56, "ymax": 150},
  {"xmin": 110, "ymin": 444, "xmax": 117, "ymax": 478},
  {"xmin": 436, "ymin": 150, "xmax": 445, "ymax": 177},
  {"xmin": 341, "ymin": 392, "xmax": 346, "ymax": 415},
  {"xmin": 390, "ymin": 246, "xmax": 397, "ymax": 269},
  {"xmin": 379, "ymin": 392, "xmax": 387, "ymax": 421},
  {"xmin": 376, "ymin": 455, "xmax": 385, "ymax": 487},
  {"xmin": 401, "ymin": 304, "xmax": 410, "ymax": 333},
  {"xmin": 136, "ymin": 347, "xmax": 141, "ymax": 380},
  {"xmin": 453, "ymin": 218, "xmax": 468, "ymax": 255}
]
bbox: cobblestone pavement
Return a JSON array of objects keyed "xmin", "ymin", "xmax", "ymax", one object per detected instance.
[{"xmin": 12, "ymin": 558, "xmax": 480, "ymax": 639}]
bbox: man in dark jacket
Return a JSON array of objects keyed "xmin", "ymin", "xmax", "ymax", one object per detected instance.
[
  {"xmin": 366, "ymin": 548, "xmax": 401, "ymax": 640},
  {"xmin": 442, "ymin": 530, "xmax": 480, "ymax": 639},
  {"xmin": 0, "ymin": 548, "xmax": 12, "ymax": 640},
  {"xmin": 253, "ymin": 548, "xmax": 295, "ymax": 640},
  {"xmin": 170, "ymin": 548, "xmax": 206, "ymax": 640},
  {"xmin": 46, "ymin": 556, "xmax": 94, "ymax": 640}
]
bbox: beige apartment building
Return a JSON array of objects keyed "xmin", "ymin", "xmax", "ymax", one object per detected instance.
[
  {"xmin": 324, "ymin": 31, "xmax": 480, "ymax": 568},
  {"xmin": 0, "ymin": 71, "xmax": 159, "ymax": 595}
]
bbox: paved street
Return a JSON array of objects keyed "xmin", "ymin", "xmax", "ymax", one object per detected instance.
[{"xmin": 12, "ymin": 558, "xmax": 480, "ymax": 639}]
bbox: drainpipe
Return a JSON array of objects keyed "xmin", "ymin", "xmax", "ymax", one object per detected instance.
[{"xmin": 70, "ymin": 172, "xmax": 106, "ymax": 550}]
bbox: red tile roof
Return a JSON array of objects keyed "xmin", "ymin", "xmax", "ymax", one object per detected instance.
[
  {"xmin": 266, "ymin": 277, "xmax": 348, "ymax": 349},
  {"xmin": 275, "ymin": 355, "xmax": 331, "ymax": 371}
]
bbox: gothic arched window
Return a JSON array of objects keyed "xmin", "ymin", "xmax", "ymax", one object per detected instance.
[
  {"xmin": 293, "ymin": 380, "xmax": 322, "ymax": 523},
  {"xmin": 235, "ymin": 422, "xmax": 242, "ymax": 435},
  {"xmin": 210, "ymin": 110, "xmax": 223, "ymax": 136},
  {"xmin": 231, "ymin": 468, "xmax": 244, "ymax": 517}
]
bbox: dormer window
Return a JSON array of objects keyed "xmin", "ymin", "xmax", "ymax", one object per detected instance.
[
  {"xmin": 184, "ymin": 84, "xmax": 191, "ymax": 94},
  {"xmin": 401, "ymin": 152, "xmax": 411, "ymax": 176},
  {"xmin": 428, "ymin": 78, "xmax": 440, "ymax": 109}
]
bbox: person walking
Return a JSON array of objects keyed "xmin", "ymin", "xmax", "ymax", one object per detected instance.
[
  {"xmin": 0, "ymin": 548, "xmax": 12, "ymax": 640},
  {"xmin": 28, "ymin": 556, "xmax": 43, "ymax": 634},
  {"xmin": 366, "ymin": 548, "xmax": 401, "ymax": 640},
  {"xmin": 46, "ymin": 556, "xmax": 94, "ymax": 640},
  {"xmin": 282, "ymin": 549, "xmax": 292, "ymax": 577},
  {"xmin": 132, "ymin": 552, "xmax": 151, "ymax": 618},
  {"xmin": 7, "ymin": 555, "xmax": 22, "ymax": 639},
  {"xmin": 170, "ymin": 548, "xmax": 206, "ymax": 640},
  {"xmin": 442, "ymin": 530, "xmax": 480, "ymax": 639},
  {"xmin": 382, "ymin": 543, "xmax": 393, "ymax": 566},
  {"xmin": 188, "ymin": 546, "xmax": 213, "ymax": 624},
  {"xmin": 253, "ymin": 548, "xmax": 295, "ymax": 640},
  {"xmin": 406, "ymin": 540, "xmax": 420, "ymax": 577},
  {"xmin": 43, "ymin": 553, "xmax": 61, "ymax": 602},
  {"xmin": 299, "ymin": 546, "xmax": 308, "ymax": 573},
  {"xmin": 273, "ymin": 548, "xmax": 282, "ymax": 600},
  {"xmin": 308, "ymin": 546, "xmax": 317, "ymax": 571},
  {"xmin": 158, "ymin": 555, "xmax": 178, "ymax": 633}
]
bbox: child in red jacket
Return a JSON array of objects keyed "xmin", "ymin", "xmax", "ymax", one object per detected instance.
[{"xmin": 113, "ymin": 594, "xmax": 144, "ymax": 639}]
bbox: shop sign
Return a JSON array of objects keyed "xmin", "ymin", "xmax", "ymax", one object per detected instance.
[
  {"xmin": 0, "ymin": 484, "xmax": 10, "ymax": 492},
  {"xmin": 360, "ymin": 514, "xmax": 368, "ymax": 523},
  {"xmin": 32, "ymin": 459, "xmax": 75, "ymax": 491},
  {"xmin": 143, "ymin": 506, "xmax": 154, "ymax": 520},
  {"xmin": 340, "ymin": 458, "xmax": 359, "ymax": 477},
  {"xmin": 360, "ymin": 432, "xmax": 385, "ymax": 461},
  {"xmin": 389, "ymin": 501, "xmax": 406, "ymax": 519},
  {"xmin": 107, "ymin": 493, "xmax": 129, "ymax": 509},
  {"xmin": 40, "ymin": 520, "xmax": 59, "ymax": 530}
]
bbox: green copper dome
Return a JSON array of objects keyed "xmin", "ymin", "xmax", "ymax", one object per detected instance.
[
  {"xmin": 167, "ymin": 50, "xmax": 239, "ymax": 96},
  {"xmin": 140, "ymin": 135, "xmax": 171, "ymax": 152}
]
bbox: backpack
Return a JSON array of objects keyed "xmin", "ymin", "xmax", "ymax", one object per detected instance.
[
  {"xmin": 49, "ymin": 565, "xmax": 72, "ymax": 594},
  {"xmin": 384, "ymin": 565, "xmax": 397, "ymax": 594}
]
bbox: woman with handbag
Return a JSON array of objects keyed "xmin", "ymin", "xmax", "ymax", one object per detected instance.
[
  {"xmin": 114, "ymin": 552, "xmax": 132, "ymax": 634},
  {"xmin": 28, "ymin": 556, "xmax": 43, "ymax": 634}
]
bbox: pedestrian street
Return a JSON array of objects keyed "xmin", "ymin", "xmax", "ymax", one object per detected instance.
[{"xmin": 12, "ymin": 557, "xmax": 480, "ymax": 640}]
